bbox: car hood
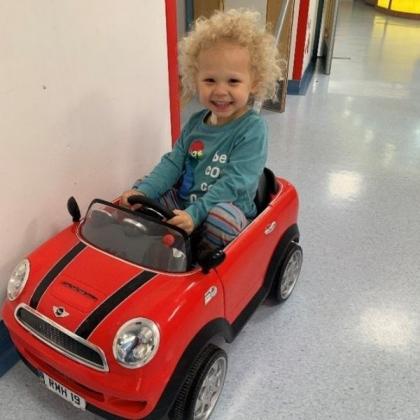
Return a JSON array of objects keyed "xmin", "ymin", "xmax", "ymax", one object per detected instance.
[{"xmin": 25, "ymin": 238, "xmax": 169, "ymax": 336}]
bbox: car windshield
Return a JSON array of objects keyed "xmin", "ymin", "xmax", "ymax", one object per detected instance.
[{"xmin": 80, "ymin": 199, "xmax": 191, "ymax": 273}]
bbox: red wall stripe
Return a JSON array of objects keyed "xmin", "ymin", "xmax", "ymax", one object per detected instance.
[
  {"xmin": 165, "ymin": 0, "xmax": 181, "ymax": 144},
  {"xmin": 292, "ymin": 0, "xmax": 310, "ymax": 80}
]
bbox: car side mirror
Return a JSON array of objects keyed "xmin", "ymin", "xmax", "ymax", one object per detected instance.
[
  {"xmin": 67, "ymin": 196, "xmax": 81, "ymax": 222},
  {"xmin": 199, "ymin": 250, "xmax": 226, "ymax": 274}
]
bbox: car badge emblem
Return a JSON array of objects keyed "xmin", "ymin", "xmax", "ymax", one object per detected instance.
[
  {"xmin": 53, "ymin": 306, "xmax": 69, "ymax": 318},
  {"xmin": 204, "ymin": 286, "xmax": 218, "ymax": 305}
]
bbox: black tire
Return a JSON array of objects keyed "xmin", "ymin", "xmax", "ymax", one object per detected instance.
[
  {"xmin": 171, "ymin": 344, "xmax": 228, "ymax": 420},
  {"xmin": 271, "ymin": 242, "xmax": 303, "ymax": 304}
]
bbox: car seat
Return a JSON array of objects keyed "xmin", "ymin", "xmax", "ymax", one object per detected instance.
[{"xmin": 254, "ymin": 168, "xmax": 279, "ymax": 214}]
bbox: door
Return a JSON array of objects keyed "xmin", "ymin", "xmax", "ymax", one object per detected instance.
[{"xmin": 319, "ymin": 0, "xmax": 340, "ymax": 75}]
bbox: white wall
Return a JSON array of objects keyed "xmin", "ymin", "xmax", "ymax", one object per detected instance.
[{"xmin": 0, "ymin": 0, "xmax": 172, "ymax": 309}]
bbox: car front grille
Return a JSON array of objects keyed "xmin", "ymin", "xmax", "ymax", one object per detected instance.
[{"xmin": 15, "ymin": 304, "xmax": 108, "ymax": 371}]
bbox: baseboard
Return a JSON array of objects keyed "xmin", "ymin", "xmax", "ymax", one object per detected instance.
[
  {"xmin": 287, "ymin": 58, "xmax": 317, "ymax": 95},
  {"xmin": 0, "ymin": 320, "xmax": 20, "ymax": 377}
]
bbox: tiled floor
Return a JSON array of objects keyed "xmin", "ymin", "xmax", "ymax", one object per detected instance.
[{"xmin": 1, "ymin": 1, "xmax": 420, "ymax": 419}]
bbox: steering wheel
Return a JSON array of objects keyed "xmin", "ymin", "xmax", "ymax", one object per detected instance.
[{"xmin": 127, "ymin": 195, "xmax": 175, "ymax": 221}]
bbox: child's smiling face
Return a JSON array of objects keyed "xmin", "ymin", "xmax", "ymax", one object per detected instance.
[{"xmin": 196, "ymin": 41, "xmax": 256, "ymax": 125}]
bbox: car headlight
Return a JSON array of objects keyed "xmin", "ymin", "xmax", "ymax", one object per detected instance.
[
  {"xmin": 8, "ymin": 259, "xmax": 30, "ymax": 301},
  {"xmin": 113, "ymin": 318, "xmax": 160, "ymax": 368}
]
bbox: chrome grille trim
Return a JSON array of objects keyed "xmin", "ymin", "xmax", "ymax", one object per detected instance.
[{"xmin": 15, "ymin": 303, "xmax": 108, "ymax": 372}]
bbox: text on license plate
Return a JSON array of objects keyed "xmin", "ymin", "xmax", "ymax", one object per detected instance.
[{"xmin": 43, "ymin": 373, "xmax": 86, "ymax": 410}]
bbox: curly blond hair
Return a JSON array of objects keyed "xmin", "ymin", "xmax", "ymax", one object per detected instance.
[{"xmin": 179, "ymin": 9, "xmax": 282, "ymax": 104}]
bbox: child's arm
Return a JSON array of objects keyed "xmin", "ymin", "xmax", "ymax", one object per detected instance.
[
  {"xmin": 119, "ymin": 138, "xmax": 187, "ymax": 210},
  {"xmin": 132, "ymin": 112, "xmax": 202, "ymax": 199},
  {"xmin": 133, "ymin": 140, "xmax": 187, "ymax": 198}
]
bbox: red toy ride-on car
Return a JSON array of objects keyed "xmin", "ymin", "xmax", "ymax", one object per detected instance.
[{"xmin": 2, "ymin": 168, "xmax": 302, "ymax": 420}]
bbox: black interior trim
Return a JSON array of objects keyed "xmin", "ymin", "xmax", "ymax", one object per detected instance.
[{"xmin": 254, "ymin": 167, "xmax": 280, "ymax": 214}]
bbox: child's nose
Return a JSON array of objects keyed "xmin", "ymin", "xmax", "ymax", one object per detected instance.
[{"xmin": 213, "ymin": 83, "xmax": 228, "ymax": 96}]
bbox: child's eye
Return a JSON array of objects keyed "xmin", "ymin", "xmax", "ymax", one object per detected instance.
[
  {"xmin": 229, "ymin": 79, "xmax": 241, "ymax": 84},
  {"xmin": 204, "ymin": 78, "xmax": 215, "ymax": 83}
]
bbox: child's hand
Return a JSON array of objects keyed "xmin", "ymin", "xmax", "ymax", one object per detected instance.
[
  {"xmin": 120, "ymin": 189, "xmax": 144, "ymax": 210},
  {"xmin": 168, "ymin": 210, "xmax": 195, "ymax": 234}
]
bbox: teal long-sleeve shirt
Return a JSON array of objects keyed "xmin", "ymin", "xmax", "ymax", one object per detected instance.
[{"xmin": 133, "ymin": 109, "xmax": 268, "ymax": 226}]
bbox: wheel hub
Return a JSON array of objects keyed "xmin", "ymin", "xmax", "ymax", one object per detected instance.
[
  {"xmin": 193, "ymin": 357, "xmax": 227, "ymax": 420},
  {"xmin": 280, "ymin": 249, "xmax": 302, "ymax": 299}
]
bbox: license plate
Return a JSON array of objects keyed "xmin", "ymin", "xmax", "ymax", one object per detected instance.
[{"xmin": 43, "ymin": 373, "xmax": 86, "ymax": 410}]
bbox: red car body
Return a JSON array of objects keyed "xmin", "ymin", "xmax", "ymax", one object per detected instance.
[{"xmin": 2, "ymin": 175, "xmax": 300, "ymax": 419}]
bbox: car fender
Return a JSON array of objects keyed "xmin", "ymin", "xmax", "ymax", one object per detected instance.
[
  {"xmin": 143, "ymin": 317, "xmax": 233, "ymax": 420},
  {"xmin": 262, "ymin": 223, "xmax": 300, "ymax": 296},
  {"xmin": 144, "ymin": 222, "xmax": 299, "ymax": 419},
  {"xmin": 82, "ymin": 267, "xmax": 227, "ymax": 416}
]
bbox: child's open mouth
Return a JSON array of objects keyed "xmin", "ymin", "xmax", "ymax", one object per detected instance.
[{"xmin": 211, "ymin": 101, "xmax": 233, "ymax": 112}]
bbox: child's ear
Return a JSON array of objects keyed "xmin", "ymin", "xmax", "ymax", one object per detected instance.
[
  {"xmin": 249, "ymin": 72, "xmax": 259, "ymax": 94},
  {"xmin": 250, "ymin": 79, "xmax": 258, "ymax": 95}
]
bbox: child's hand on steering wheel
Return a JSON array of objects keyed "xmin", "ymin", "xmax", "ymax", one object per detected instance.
[
  {"xmin": 168, "ymin": 210, "xmax": 194, "ymax": 234},
  {"xmin": 120, "ymin": 189, "xmax": 144, "ymax": 210}
]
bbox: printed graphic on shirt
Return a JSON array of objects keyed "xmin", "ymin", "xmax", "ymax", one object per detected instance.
[
  {"xmin": 179, "ymin": 140, "xmax": 205, "ymax": 199},
  {"xmin": 180, "ymin": 142, "xmax": 230, "ymax": 203},
  {"xmin": 189, "ymin": 140, "xmax": 205, "ymax": 159},
  {"xmin": 199, "ymin": 151, "xmax": 228, "ymax": 196}
]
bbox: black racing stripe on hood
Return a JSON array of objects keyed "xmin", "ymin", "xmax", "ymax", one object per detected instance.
[
  {"xmin": 75, "ymin": 270, "xmax": 157, "ymax": 339},
  {"xmin": 30, "ymin": 242, "xmax": 86, "ymax": 309}
]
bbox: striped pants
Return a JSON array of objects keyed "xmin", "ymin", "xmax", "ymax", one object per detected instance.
[{"xmin": 158, "ymin": 189, "xmax": 249, "ymax": 249}]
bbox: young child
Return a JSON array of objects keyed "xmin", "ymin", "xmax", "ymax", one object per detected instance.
[{"xmin": 121, "ymin": 9, "xmax": 281, "ymax": 251}]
